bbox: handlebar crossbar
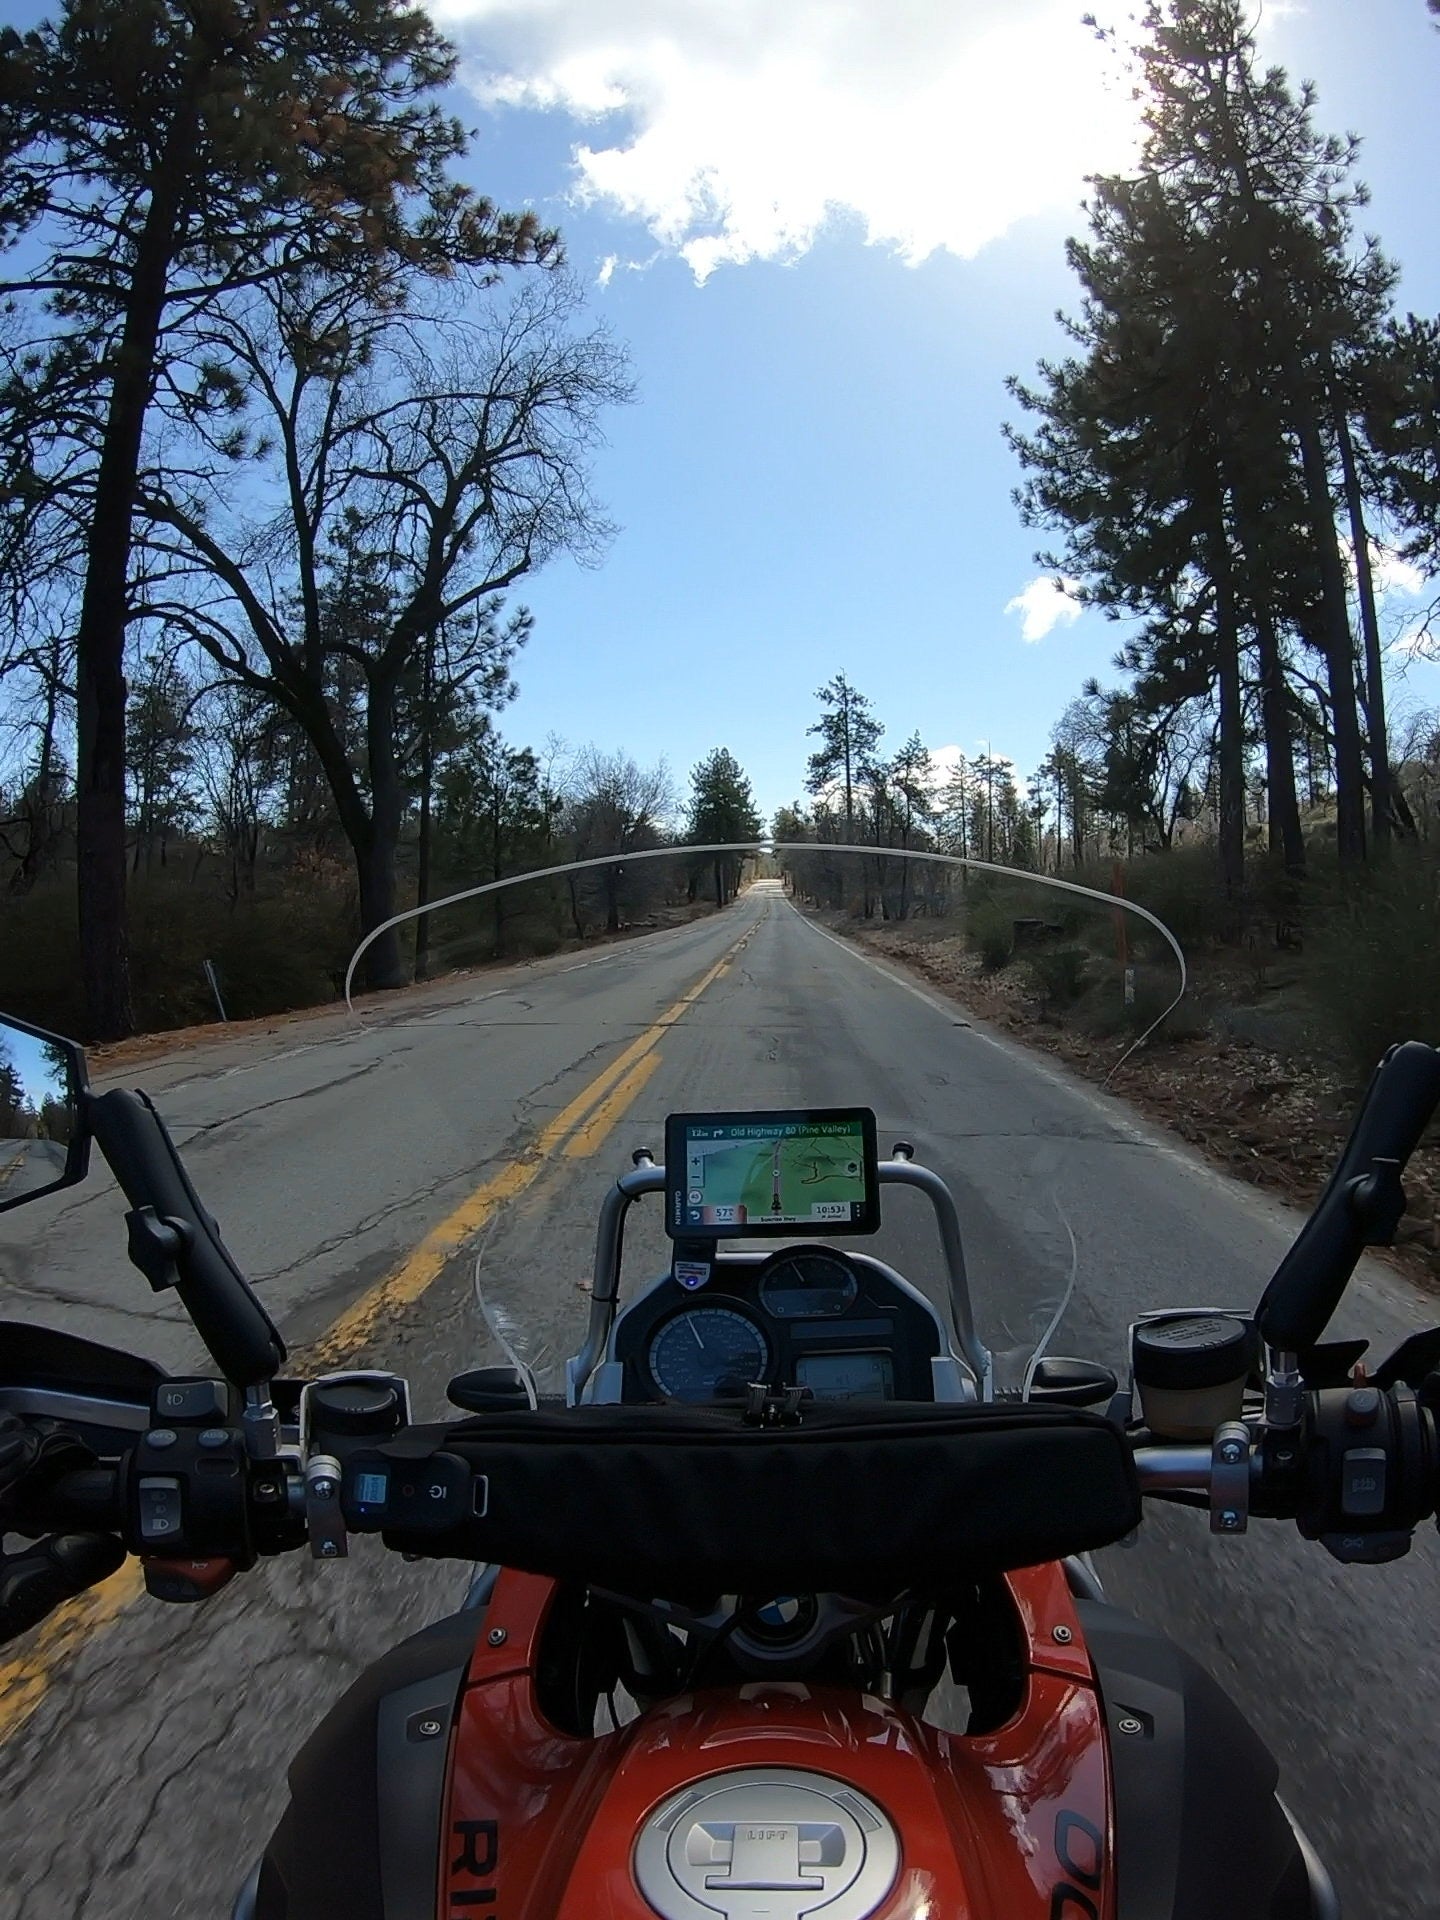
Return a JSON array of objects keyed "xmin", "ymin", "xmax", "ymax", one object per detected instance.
[{"xmin": 1133, "ymin": 1446, "xmax": 1214, "ymax": 1491}]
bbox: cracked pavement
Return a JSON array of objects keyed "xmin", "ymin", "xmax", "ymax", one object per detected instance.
[{"xmin": 3, "ymin": 890, "xmax": 1440, "ymax": 1917}]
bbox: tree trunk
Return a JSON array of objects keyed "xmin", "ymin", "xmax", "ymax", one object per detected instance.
[
  {"xmin": 353, "ymin": 827, "xmax": 404, "ymax": 989},
  {"xmin": 413, "ymin": 781, "xmax": 433, "ymax": 977},
  {"xmin": 303, "ymin": 669, "xmax": 402, "ymax": 993},
  {"xmin": 1293, "ymin": 400, "xmax": 1366, "ymax": 863},
  {"xmin": 1203, "ymin": 481, "xmax": 1247, "ymax": 911},
  {"xmin": 414, "ymin": 633, "xmax": 436, "ymax": 980},
  {"xmin": 1053, "ymin": 770, "xmax": 1064, "ymax": 872},
  {"xmin": 11, "ymin": 668, "xmax": 60, "ymax": 898},
  {"xmin": 240, "ymin": 820, "xmax": 259, "ymax": 897},
  {"xmin": 1329, "ymin": 372, "xmax": 1393, "ymax": 846},
  {"xmin": 73, "ymin": 97, "xmax": 203, "ymax": 1039},
  {"xmin": 74, "ymin": 608, "xmax": 134, "ymax": 1040},
  {"xmin": 1253, "ymin": 605, "xmax": 1306, "ymax": 874},
  {"xmin": 355, "ymin": 683, "xmax": 407, "ymax": 990}
]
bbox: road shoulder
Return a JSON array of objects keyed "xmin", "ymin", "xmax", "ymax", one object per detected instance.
[{"xmin": 794, "ymin": 902, "xmax": 1440, "ymax": 1298}]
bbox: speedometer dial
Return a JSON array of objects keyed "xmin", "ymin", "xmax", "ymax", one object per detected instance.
[{"xmin": 647, "ymin": 1307, "xmax": 770, "ymax": 1404}]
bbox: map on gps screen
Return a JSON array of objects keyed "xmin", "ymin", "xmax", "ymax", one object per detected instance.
[{"xmin": 681, "ymin": 1117, "xmax": 869, "ymax": 1230}]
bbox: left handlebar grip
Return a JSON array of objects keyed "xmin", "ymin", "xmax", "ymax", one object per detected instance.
[
  {"xmin": 12, "ymin": 1466, "xmax": 125, "ymax": 1537},
  {"xmin": 0, "ymin": 1533, "xmax": 127, "ymax": 1642}
]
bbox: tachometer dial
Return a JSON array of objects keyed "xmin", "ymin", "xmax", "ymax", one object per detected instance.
[
  {"xmin": 647, "ymin": 1307, "xmax": 770, "ymax": 1404},
  {"xmin": 758, "ymin": 1250, "xmax": 858, "ymax": 1319}
]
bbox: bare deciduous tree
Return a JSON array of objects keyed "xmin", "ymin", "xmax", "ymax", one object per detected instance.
[
  {"xmin": 562, "ymin": 748, "xmax": 675, "ymax": 935},
  {"xmin": 138, "ymin": 272, "xmax": 630, "ymax": 985}
]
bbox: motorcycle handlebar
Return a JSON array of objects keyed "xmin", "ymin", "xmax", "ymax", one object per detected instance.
[
  {"xmin": 1133, "ymin": 1446, "xmax": 1214, "ymax": 1491},
  {"xmin": 24, "ymin": 1383, "xmax": 1440, "ymax": 1585}
]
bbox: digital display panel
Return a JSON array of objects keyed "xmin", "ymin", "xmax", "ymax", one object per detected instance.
[
  {"xmin": 796, "ymin": 1351, "xmax": 895, "ymax": 1401},
  {"xmin": 665, "ymin": 1108, "xmax": 880, "ymax": 1239},
  {"xmin": 353, "ymin": 1471, "xmax": 389, "ymax": 1506}
]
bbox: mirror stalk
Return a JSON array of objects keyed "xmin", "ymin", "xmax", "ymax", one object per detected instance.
[{"xmin": 1264, "ymin": 1350, "xmax": 1305, "ymax": 1429}]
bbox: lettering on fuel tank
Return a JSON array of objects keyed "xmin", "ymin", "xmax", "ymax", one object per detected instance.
[
  {"xmin": 451, "ymin": 1818, "xmax": 499, "ymax": 1910},
  {"xmin": 1049, "ymin": 1806, "xmax": 1104, "ymax": 1918}
]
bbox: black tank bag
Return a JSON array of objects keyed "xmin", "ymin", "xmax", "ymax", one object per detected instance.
[{"xmin": 379, "ymin": 1399, "xmax": 1141, "ymax": 1600}]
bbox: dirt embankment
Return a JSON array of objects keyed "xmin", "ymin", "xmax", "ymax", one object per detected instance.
[
  {"xmin": 86, "ymin": 901, "xmax": 725, "ymax": 1076},
  {"xmin": 818, "ymin": 912, "xmax": 1440, "ymax": 1294}
]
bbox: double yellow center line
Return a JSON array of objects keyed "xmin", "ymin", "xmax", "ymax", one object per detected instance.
[
  {"xmin": 0, "ymin": 911, "xmax": 758, "ymax": 1745},
  {"xmin": 307, "ymin": 922, "xmax": 753, "ymax": 1364}
]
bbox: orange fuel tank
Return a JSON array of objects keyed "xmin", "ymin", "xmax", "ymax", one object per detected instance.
[{"xmin": 441, "ymin": 1567, "xmax": 1112, "ymax": 1920}]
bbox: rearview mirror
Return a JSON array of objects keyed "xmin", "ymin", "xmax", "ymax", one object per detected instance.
[{"xmin": 0, "ymin": 1012, "xmax": 90, "ymax": 1213}]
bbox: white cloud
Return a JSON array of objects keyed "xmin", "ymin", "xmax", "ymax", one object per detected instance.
[
  {"xmin": 1004, "ymin": 575, "xmax": 1083, "ymax": 642},
  {"xmin": 442, "ymin": 1, "xmax": 1143, "ymax": 281},
  {"xmin": 1342, "ymin": 534, "xmax": 1432, "ymax": 603},
  {"xmin": 1370, "ymin": 543, "xmax": 1427, "ymax": 601}
]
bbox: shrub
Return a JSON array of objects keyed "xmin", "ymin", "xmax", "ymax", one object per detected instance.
[
  {"xmin": 500, "ymin": 921, "xmax": 564, "ymax": 961},
  {"xmin": 1083, "ymin": 961, "xmax": 1207, "ymax": 1043},
  {"xmin": 0, "ymin": 878, "xmax": 86, "ymax": 1036},
  {"xmin": 1026, "ymin": 945, "xmax": 1090, "ymax": 1008},
  {"xmin": 1118, "ymin": 845, "xmax": 1224, "ymax": 961},
  {"xmin": 967, "ymin": 900, "xmax": 1014, "ymax": 971},
  {"xmin": 209, "ymin": 891, "xmax": 352, "ymax": 1018},
  {"xmin": 124, "ymin": 867, "xmax": 356, "ymax": 1025},
  {"xmin": 1305, "ymin": 849, "xmax": 1440, "ymax": 1077}
]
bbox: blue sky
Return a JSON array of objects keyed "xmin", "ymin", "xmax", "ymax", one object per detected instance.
[{"xmin": 427, "ymin": 0, "xmax": 1440, "ymax": 821}]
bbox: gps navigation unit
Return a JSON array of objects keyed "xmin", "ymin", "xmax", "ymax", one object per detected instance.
[{"xmin": 664, "ymin": 1107, "xmax": 880, "ymax": 1239}]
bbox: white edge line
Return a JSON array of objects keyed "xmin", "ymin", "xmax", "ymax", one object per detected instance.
[{"xmin": 785, "ymin": 901, "xmax": 1323, "ymax": 1220}]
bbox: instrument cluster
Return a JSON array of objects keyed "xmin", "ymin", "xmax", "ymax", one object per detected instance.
[{"xmin": 613, "ymin": 1246, "xmax": 943, "ymax": 1406}]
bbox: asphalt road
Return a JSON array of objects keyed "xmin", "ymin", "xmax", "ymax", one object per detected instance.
[{"xmin": 1, "ymin": 881, "xmax": 1437, "ymax": 1918}]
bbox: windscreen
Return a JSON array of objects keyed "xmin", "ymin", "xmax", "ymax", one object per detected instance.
[{"xmin": 339, "ymin": 843, "xmax": 1187, "ymax": 1402}]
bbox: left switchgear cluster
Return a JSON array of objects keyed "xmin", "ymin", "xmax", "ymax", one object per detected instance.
[{"xmin": 130, "ymin": 1376, "xmax": 263, "ymax": 1601}]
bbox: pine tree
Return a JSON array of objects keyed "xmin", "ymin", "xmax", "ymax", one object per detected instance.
[
  {"xmin": 805, "ymin": 674, "xmax": 882, "ymax": 843},
  {"xmin": 686, "ymin": 748, "xmax": 762, "ymax": 906},
  {"xmin": 1010, "ymin": 0, "xmax": 1400, "ymax": 901},
  {"xmin": 1125, "ymin": 0, "xmax": 1391, "ymax": 863}
]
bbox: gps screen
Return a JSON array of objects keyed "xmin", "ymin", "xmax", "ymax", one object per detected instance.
[{"xmin": 664, "ymin": 1108, "xmax": 880, "ymax": 1239}]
